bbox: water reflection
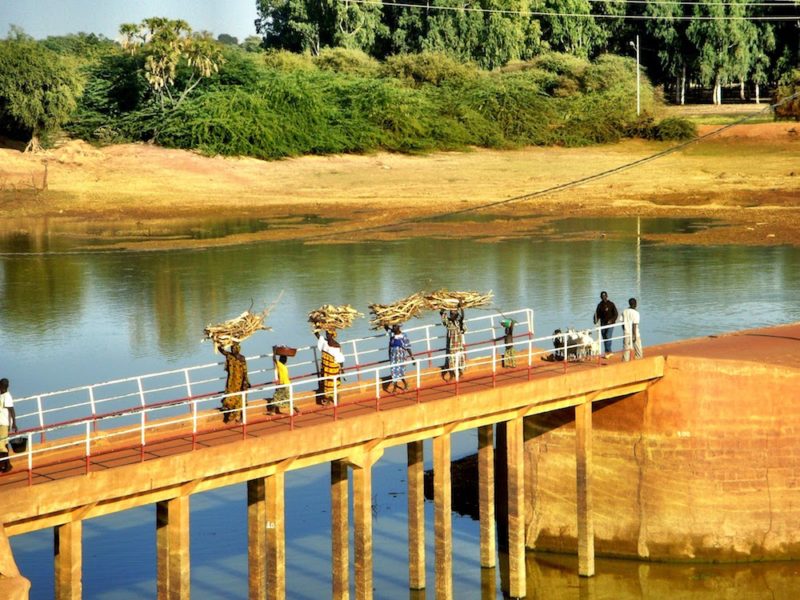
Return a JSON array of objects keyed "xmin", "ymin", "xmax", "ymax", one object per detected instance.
[
  {"xmin": 3, "ymin": 228, "xmax": 800, "ymax": 599},
  {"xmin": 489, "ymin": 552, "xmax": 800, "ymax": 600}
]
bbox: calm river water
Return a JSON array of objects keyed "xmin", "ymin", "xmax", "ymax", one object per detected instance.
[{"xmin": 2, "ymin": 218, "xmax": 799, "ymax": 599}]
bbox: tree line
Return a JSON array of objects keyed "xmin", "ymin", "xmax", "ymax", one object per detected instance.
[{"xmin": 256, "ymin": 0, "xmax": 799, "ymax": 104}]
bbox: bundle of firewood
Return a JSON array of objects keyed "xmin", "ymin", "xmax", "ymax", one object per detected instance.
[
  {"xmin": 424, "ymin": 289, "xmax": 493, "ymax": 311},
  {"xmin": 204, "ymin": 307, "xmax": 272, "ymax": 351},
  {"xmin": 308, "ymin": 304, "xmax": 364, "ymax": 332},
  {"xmin": 368, "ymin": 292, "xmax": 426, "ymax": 330}
]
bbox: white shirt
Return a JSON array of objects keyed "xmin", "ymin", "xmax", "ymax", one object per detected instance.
[
  {"xmin": 317, "ymin": 335, "xmax": 345, "ymax": 364},
  {"xmin": 0, "ymin": 391, "xmax": 14, "ymax": 427},
  {"xmin": 622, "ymin": 308, "xmax": 640, "ymax": 335}
]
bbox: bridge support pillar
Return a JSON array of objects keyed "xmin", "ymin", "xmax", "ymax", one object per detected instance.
[
  {"xmin": 576, "ymin": 402, "xmax": 595, "ymax": 577},
  {"xmin": 478, "ymin": 425, "xmax": 496, "ymax": 569},
  {"xmin": 506, "ymin": 417, "xmax": 526, "ymax": 598},
  {"xmin": 407, "ymin": 440, "xmax": 425, "ymax": 590},
  {"xmin": 247, "ymin": 478, "xmax": 268, "ymax": 600},
  {"xmin": 248, "ymin": 474, "xmax": 285, "ymax": 600},
  {"xmin": 54, "ymin": 520, "xmax": 82, "ymax": 600},
  {"xmin": 156, "ymin": 495, "xmax": 190, "ymax": 600},
  {"xmin": 331, "ymin": 460, "xmax": 349, "ymax": 600},
  {"xmin": 353, "ymin": 461, "xmax": 373, "ymax": 600},
  {"xmin": 266, "ymin": 472, "xmax": 286, "ymax": 599},
  {"xmin": 433, "ymin": 432, "xmax": 452, "ymax": 599}
]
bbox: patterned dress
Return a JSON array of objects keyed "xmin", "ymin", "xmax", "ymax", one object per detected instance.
[
  {"xmin": 317, "ymin": 334, "xmax": 345, "ymax": 403},
  {"xmin": 442, "ymin": 313, "xmax": 466, "ymax": 376},
  {"xmin": 273, "ymin": 359, "xmax": 291, "ymax": 411},
  {"xmin": 222, "ymin": 351, "xmax": 249, "ymax": 423},
  {"xmin": 389, "ymin": 332, "xmax": 412, "ymax": 382}
]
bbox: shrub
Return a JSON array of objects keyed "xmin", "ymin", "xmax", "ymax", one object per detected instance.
[
  {"xmin": 774, "ymin": 69, "xmax": 800, "ymax": 121},
  {"xmin": 263, "ymin": 50, "xmax": 316, "ymax": 72},
  {"xmin": 380, "ymin": 51, "xmax": 478, "ymax": 87},
  {"xmin": 652, "ymin": 116, "xmax": 697, "ymax": 141},
  {"xmin": 313, "ymin": 47, "xmax": 380, "ymax": 77}
]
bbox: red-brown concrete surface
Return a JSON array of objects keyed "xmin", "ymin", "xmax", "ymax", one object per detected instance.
[{"xmin": 525, "ymin": 322, "xmax": 800, "ymax": 561}]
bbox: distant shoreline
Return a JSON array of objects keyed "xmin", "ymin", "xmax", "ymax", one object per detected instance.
[{"xmin": 1, "ymin": 121, "xmax": 798, "ymax": 250}]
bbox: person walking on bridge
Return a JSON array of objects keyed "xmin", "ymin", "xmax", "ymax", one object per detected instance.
[
  {"xmin": 594, "ymin": 291, "xmax": 619, "ymax": 357},
  {"xmin": 316, "ymin": 330, "xmax": 345, "ymax": 405},
  {"xmin": 440, "ymin": 307, "xmax": 466, "ymax": 381},
  {"xmin": 387, "ymin": 324, "xmax": 414, "ymax": 392},
  {"xmin": 219, "ymin": 343, "xmax": 250, "ymax": 423},
  {"xmin": 0, "ymin": 378, "xmax": 19, "ymax": 473},
  {"xmin": 622, "ymin": 298, "xmax": 643, "ymax": 362}
]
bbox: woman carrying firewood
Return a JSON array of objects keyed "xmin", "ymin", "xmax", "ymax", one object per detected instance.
[
  {"xmin": 219, "ymin": 342, "xmax": 250, "ymax": 423},
  {"xmin": 387, "ymin": 324, "xmax": 415, "ymax": 392},
  {"xmin": 316, "ymin": 330, "xmax": 345, "ymax": 405},
  {"xmin": 440, "ymin": 307, "xmax": 466, "ymax": 381}
]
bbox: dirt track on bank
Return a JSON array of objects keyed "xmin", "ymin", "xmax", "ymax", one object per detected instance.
[{"xmin": 1, "ymin": 120, "xmax": 798, "ymax": 249}]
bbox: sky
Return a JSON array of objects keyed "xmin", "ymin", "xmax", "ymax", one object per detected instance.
[{"xmin": 0, "ymin": 0, "xmax": 260, "ymax": 42}]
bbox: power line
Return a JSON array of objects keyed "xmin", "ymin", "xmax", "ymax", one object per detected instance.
[
  {"xmin": 343, "ymin": 0, "xmax": 800, "ymax": 21},
  {"xmin": 298, "ymin": 92, "xmax": 800, "ymax": 243}
]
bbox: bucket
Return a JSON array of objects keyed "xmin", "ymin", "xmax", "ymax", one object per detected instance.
[
  {"xmin": 273, "ymin": 345, "xmax": 297, "ymax": 357},
  {"xmin": 9, "ymin": 437, "xmax": 27, "ymax": 453}
]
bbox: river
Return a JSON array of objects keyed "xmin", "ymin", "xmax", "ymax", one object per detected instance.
[{"xmin": 2, "ymin": 218, "xmax": 799, "ymax": 599}]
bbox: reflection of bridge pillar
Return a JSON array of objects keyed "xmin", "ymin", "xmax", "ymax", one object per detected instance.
[
  {"xmin": 156, "ymin": 495, "xmax": 190, "ymax": 599},
  {"xmin": 576, "ymin": 402, "xmax": 595, "ymax": 577},
  {"xmin": 506, "ymin": 416, "xmax": 526, "ymax": 598},
  {"xmin": 54, "ymin": 520, "xmax": 81, "ymax": 600},
  {"xmin": 331, "ymin": 460, "xmax": 349, "ymax": 600},
  {"xmin": 433, "ymin": 432, "xmax": 453, "ymax": 599},
  {"xmin": 407, "ymin": 440, "xmax": 425, "ymax": 590},
  {"xmin": 478, "ymin": 425, "xmax": 495, "ymax": 568}
]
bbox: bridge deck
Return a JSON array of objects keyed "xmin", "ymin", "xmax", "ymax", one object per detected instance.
[{"xmin": 0, "ymin": 355, "xmax": 604, "ymax": 492}]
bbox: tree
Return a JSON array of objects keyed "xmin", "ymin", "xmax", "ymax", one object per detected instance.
[
  {"xmin": 537, "ymin": 0, "xmax": 608, "ymax": 58},
  {"xmin": 687, "ymin": 0, "xmax": 751, "ymax": 104},
  {"xmin": 0, "ymin": 37, "xmax": 83, "ymax": 151},
  {"xmin": 119, "ymin": 17, "xmax": 224, "ymax": 109},
  {"xmin": 254, "ymin": 0, "xmax": 386, "ymax": 55},
  {"xmin": 645, "ymin": 1, "xmax": 693, "ymax": 104},
  {"xmin": 217, "ymin": 33, "xmax": 239, "ymax": 46}
]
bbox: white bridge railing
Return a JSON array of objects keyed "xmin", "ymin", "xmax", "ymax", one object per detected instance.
[{"xmin": 3, "ymin": 309, "xmax": 640, "ymax": 486}]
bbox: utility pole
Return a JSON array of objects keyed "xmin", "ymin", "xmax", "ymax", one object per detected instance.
[{"xmin": 629, "ymin": 35, "xmax": 641, "ymax": 116}]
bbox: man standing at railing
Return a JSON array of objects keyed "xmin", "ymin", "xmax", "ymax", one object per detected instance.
[
  {"xmin": 0, "ymin": 378, "xmax": 18, "ymax": 473},
  {"xmin": 622, "ymin": 298, "xmax": 643, "ymax": 362},
  {"xmin": 594, "ymin": 291, "xmax": 619, "ymax": 358},
  {"xmin": 219, "ymin": 343, "xmax": 250, "ymax": 423},
  {"xmin": 441, "ymin": 307, "xmax": 466, "ymax": 381}
]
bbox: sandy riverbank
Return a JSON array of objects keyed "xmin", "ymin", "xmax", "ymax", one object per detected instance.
[{"xmin": 1, "ymin": 121, "xmax": 798, "ymax": 249}]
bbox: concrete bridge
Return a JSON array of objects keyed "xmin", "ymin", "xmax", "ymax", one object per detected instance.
[{"xmin": 2, "ymin": 314, "xmax": 796, "ymax": 599}]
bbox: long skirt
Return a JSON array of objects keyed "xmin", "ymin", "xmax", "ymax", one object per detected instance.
[
  {"xmin": 444, "ymin": 331, "xmax": 465, "ymax": 375},
  {"xmin": 222, "ymin": 391, "xmax": 243, "ymax": 423},
  {"xmin": 320, "ymin": 351, "xmax": 341, "ymax": 402},
  {"xmin": 390, "ymin": 346, "xmax": 409, "ymax": 381}
]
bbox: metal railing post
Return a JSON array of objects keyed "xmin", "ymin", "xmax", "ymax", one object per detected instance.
[
  {"xmin": 528, "ymin": 339, "xmax": 533, "ymax": 380},
  {"xmin": 425, "ymin": 325, "xmax": 433, "ymax": 368},
  {"xmin": 351, "ymin": 340, "xmax": 362, "ymax": 383},
  {"xmin": 415, "ymin": 359, "xmax": 421, "ymax": 403},
  {"xmin": 492, "ymin": 344, "xmax": 497, "ymax": 387},
  {"xmin": 192, "ymin": 400, "xmax": 198, "ymax": 450},
  {"xmin": 88, "ymin": 386, "xmax": 97, "ymax": 432},
  {"xmin": 85, "ymin": 421, "xmax": 91, "ymax": 474},
  {"xmin": 289, "ymin": 384, "xmax": 295, "ymax": 430},
  {"xmin": 140, "ymin": 410, "xmax": 146, "ymax": 462},
  {"xmin": 26, "ymin": 433, "xmax": 33, "ymax": 486},
  {"xmin": 375, "ymin": 370, "xmax": 381, "ymax": 400},
  {"xmin": 184, "ymin": 370, "xmax": 194, "ymax": 411},
  {"xmin": 36, "ymin": 396, "xmax": 45, "ymax": 443}
]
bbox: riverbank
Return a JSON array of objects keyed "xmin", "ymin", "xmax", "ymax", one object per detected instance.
[{"xmin": 1, "ymin": 120, "xmax": 798, "ymax": 250}]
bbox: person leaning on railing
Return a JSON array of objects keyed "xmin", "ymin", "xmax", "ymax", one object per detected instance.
[{"xmin": 0, "ymin": 377, "xmax": 19, "ymax": 473}]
